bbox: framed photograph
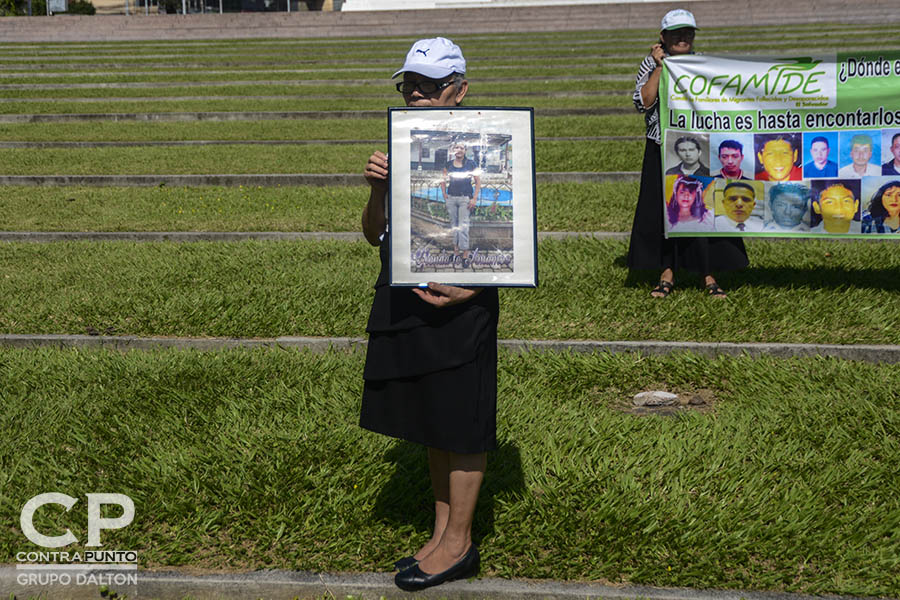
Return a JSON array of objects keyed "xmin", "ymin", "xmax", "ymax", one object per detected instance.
[{"xmin": 388, "ymin": 107, "xmax": 537, "ymax": 287}]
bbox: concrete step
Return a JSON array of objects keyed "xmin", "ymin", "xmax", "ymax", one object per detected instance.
[{"xmin": 1, "ymin": 2, "xmax": 898, "ymax": 42}]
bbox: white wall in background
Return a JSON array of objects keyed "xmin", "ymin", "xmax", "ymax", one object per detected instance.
[{"xmin": 342, "ymin": 0, "xmax": 688, "ymax": 11}]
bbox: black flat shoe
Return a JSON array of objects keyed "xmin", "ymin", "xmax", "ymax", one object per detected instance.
[
  {"xmin": 394, "ymin": 545, "xmax": 479, "ymax": 591},
  {"xmin": 393, "ymin": 556, "xmax": 417, "ymax": 571}
]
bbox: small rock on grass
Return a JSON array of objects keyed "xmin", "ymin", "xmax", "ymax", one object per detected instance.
[{"xmin": 633, "ymin": 391, "xmax": 678, "ymax": 407}]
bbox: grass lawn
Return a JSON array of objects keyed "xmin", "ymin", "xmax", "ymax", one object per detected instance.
[
  {"xmin": 0, "ymin": 182, "xmax": 638, "ymax": 232},
  {"xmin": 0, "ymin": 55, "xmax": 626, "ymax": 74},
  {"xmin": 1, "ymin": 238, "xmax": 899, "ymax": 344},
  {"xmin": 0, "ymin": 140, "xmax": 644, "ymax": 175},
  {"xmin": 0, "ymin": 78, "xmax": 635, "ymax": 100},
  {"xmin": 0, "ymin": 93, "xmax": 628, "ymax": 115},
  {"xmin": 1, "ymin": 347, "xmax": 897, "ymax": 597},
  {"xmin": 0, "ymin": 64, "xmax": 626, "ymax": 86},
  {"xmin": 0, "ymin": 114, "xmax": 645, "ymax": 142}
]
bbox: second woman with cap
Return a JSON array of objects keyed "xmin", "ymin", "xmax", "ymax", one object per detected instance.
[{"xmin": 626, "ymin": 9, "xmax": 748, "ymax": 298}]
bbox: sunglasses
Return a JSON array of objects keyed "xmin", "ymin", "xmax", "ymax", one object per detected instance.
[
  {"xmin": 665, "ymin": 28, "xmax": 695, "ymax": 40},
  {"xmin": 395, "ymin": 80, "xmax": 454, "ymax": 95}
]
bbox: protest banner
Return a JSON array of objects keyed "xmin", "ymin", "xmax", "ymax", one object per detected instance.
[{"xmin": 659, "ymin": 52, "xmax": 900, "ymax": 238}]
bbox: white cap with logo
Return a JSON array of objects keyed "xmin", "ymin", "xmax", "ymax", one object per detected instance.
[
  {"xmin": 660, "ymin": 8, "xmax": 698, "ymax": 31},
  {"xmin": 392, "ymin": 37, "xmax": 467, "ymax": 79}
]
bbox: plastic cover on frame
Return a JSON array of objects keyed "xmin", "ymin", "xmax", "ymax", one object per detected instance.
[{"xmin": 388, "ymin": 107, "xmax": 537, "ymax": 287}]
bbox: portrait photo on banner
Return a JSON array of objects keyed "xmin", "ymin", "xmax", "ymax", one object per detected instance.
[
  {"xmin": 388, "ymin": 107, "xmax": 537, "ymax": 287},
  {"xmin": 809, "ymin": 178, "xmax": 862, "ymax": 234},
  {"xmin": 709, "ymin": 133, "xmax": 753, "ymax": 180},
  {"xmin": 837, "ymin": 130, "xmax": 881, "ymax": 178},
  {"xmin": 802, "ymin": 132, "xmax": 839, "ymax": 179},
  {"xmin": 763, "ymin": 181, "xmax": 812, "ymax": 233},
  {"xmin": 861, "ymin": 176, "xmax": 900, "ymax": 234},
  {"xmin": 663, "ymin": 174, "xmax": 714, "ymax": 234},
  {"xmin": 880, "ymin": 128, "xmax": 900, "ymax": 176},
  {"xmin": 711, "ymin": 179, "xmax": 765, "ymax": 233},
  {"xmin": 754, "ymin": 132, "xmax": 803, "ymax": 182},
  {"xmin": 664, "ymin": 131, "xmax": 710, "ymax": 178}
]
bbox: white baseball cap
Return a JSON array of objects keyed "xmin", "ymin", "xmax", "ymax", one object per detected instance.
[
  {"xmin": 392, "ymin": 37, "xmax": 466, "ymax": 79},
  {"xmin": 660, "ymin": 9, "xmax": 698, "ymax": 31}
]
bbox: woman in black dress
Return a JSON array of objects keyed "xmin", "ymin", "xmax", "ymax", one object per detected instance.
[
  {"xmin": 360, "ymin": 37, "xmax": 495, "ymax": 591},
  {"xmin": 626, "ymin": 8, "xmax": 748, "ymax": 297}
]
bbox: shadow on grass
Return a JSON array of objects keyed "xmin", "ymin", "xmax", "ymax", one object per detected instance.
[
  {"xmin": 371, "ymin": 438, "xmax": 525, "ymax": 545},
  {"xmin": 734, "ymin": 265, "xmax": 900, "ymax": 291},
  {"xmin": 621, "ymin": 257, "xmax": 900, "ymax": 292}
]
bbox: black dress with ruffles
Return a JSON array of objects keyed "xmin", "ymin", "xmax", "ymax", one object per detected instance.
[
  {"xmin": 360, "ymin": 233, "xmax": 499, "ymax": 454},
  {"xmin": 626, "ymin": 51, "xmax": 748, "ymax": 275}
]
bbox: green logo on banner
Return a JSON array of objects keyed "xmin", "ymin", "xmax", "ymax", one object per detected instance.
[{"xmin": 675, "ymin": 58, "xmax": 827, "ymax": 98}]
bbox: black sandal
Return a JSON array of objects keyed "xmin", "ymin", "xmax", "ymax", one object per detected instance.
[
  {"xmin": 706, "ymin": 283, "xmax": 727, "ymax": 298},
  {"xmin": 651, "ymin": 280, "xmax": 674, "ymax": 298}
]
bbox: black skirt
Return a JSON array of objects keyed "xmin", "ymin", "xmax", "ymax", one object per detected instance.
[
  {"xmin": 627, "ymin": 140, "xmax": 749, "ymax": 274},
  {"xmin": 359, "ymin": 235, "xmax": 499, "ymax": 454},
  {"xmin": 360, "ymin": 324, "xmax": 497, "ymax": 454}
]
